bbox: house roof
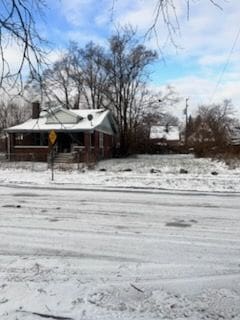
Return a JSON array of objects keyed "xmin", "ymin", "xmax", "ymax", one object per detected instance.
[
  {"xmin": 150, "ymin": 126, "xmax": 180, "ymax": 141},
  {"xmin": 6, "ymin": 107, "xmax": 118, "ymax": 135}
]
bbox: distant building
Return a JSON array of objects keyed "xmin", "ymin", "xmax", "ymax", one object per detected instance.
[
  {"xmin": 229, "ymin": 126, "xmax": 240, "ymax": 146},
  {"xmin": 5, "ymin": 102, "xmax": 118, "ymax": 163},
  {"xmin": 150, "ymin": 125, "xmax": 180, "ymax": 148}
]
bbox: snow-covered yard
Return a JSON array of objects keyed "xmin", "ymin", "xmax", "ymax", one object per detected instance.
[
  {"xmin": 0, "ymin": 154, "xmax": 240, "ymax": 192},
  {"xmin": 0, "ymin": 154, "xmax": 240, "ymax": 319}
]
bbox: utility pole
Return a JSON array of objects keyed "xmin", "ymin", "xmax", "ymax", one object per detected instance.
[{"xmin": 185, "ymin": 97, "xmax": 189, "ymax": 147}]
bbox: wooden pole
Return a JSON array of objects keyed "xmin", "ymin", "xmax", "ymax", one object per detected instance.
[
  {"xmin": 51, "ymin": 146, "xmax": 54, "ymax": 181},
  {"xmin": 185, "ymin": 98, "xmax": 189, "ymax": 147}
]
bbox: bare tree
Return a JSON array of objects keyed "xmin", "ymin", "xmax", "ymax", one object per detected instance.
[
  {"xmin": 76, "ymin": 42, "xmax": 108, "ymax": 109},
  {"xmin": 42, "ymin": 57, "xmax": 73, "ymax": 109},
  {"xmin": 67, "ymin": 43, "xmax": 85, "ymax": 109},
  {"xmin": 159, "ymin": 112, "xmax": 179, "ymax": 127},
  {"xmin": 132, "ymin": 85, "xmax": 180, "ymax": 152},
  {"xmin": 39, "ymin": 42, "xmax": 108, "ymax": 110},
  {"xmin": 41, "ymin": 52, "xmax": 84, "ymax": 109},
  {"xmin": 48, "ymin": 29, "xmax": 159, "ymax": 154},
  {"xmin": 0, "ymin": 100, "xmax": 30, "ymax": 130},
  {"xmin": 138, "ymin": 85, "xmax": 180, "ymax": 131},
  {"xmin": 146, "ymin": 0, "xmax": 223, "ymax": 42},
  {"xmin": 0, "ymin": 0, "xmax": 46, "ymax": 90},
  {"xmin": 0, "ymin": 0, "xmax": 223, "ymax": 90},
  {"xmin": 111, "ymin": 0, "xmax": 223, "ymax": 49},
  {"xmin": 188, "ymin": 99, "xmax": 235, "ymax": 156},
  {"xmin": 103, "ymin": 28, "xmax": 158, "ymax": 154}
]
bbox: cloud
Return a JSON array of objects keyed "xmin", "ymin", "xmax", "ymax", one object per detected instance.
[
  {"xmin": 177, "ymin": 2, "xmax": 240, "ymax": 57},
  {"xmin": 0, "ymin": 43, "xmax": 39, "ymax": 80},
  {"xmin": 45, "ymin": 49, "xmax": 63, "ymax": 64},
  {"xmin": 0, "ymin": 42, "xmax": 62, "ymax": 84},
  {"xmin": 66, "ymin": 30, "xmax": 107, "ymax": 47},
  {"xmin": 149, "ymin": 72, "xmax": 240, "ymax": 121},
  {"xmin": 49, "ymin": 0, "xmax": 240, "ymax": 61},
  {"xmin": 166, "ymin": 74, "xmax": 240, "ymax": 116},
  {"xmin": 60, "ymin": 0, "xmax": 94, "ymax": 27},
  {"xmin": 3, "ymin": 0, "xmax": 240, "ymax": 117},
  {"xmin": 198, "ymin": 53, "xmax": 239, "ymax": 67},
  {"xmin": 115, "ymin": 1, "xmax": 156, "ymax": 31},
  {"xmin": 59, "ymin": 0, "xmax": 116, "ymax": 30}
]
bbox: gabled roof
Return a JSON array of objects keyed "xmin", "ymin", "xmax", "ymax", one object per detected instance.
[
  {"xmin": 46, "ymin": 107, "xmax": 83, "ymax": 124},
  {"xmin": 6, "ymin": 107, "xmax": 118, "ymax": 135},
  {"xmin": 150, "ymin": 126, "xmax": 180, "ymax": 141}
]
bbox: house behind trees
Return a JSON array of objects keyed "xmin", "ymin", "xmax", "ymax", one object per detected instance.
[{"xmin": 149, "ymin": 125, "xmax": 180, "ymax": 153}]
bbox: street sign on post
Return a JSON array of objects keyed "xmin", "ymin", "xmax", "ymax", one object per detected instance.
[
  {"xmin": 49, "ymin": 130, "xmax": 57, "ymax": 181},
  {"xmin": 49, "ymin": 130, "xmax": 57, "ymax": 145}
]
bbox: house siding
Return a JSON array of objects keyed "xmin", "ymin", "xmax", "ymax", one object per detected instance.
[{"xmin": 12, "ymin": 146, "xmax": 49, "ymax": 161}]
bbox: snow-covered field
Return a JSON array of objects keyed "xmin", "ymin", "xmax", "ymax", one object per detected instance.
[
  {"xmin": 0, "ymin": 154, "xmax": 240, "ymax": 192},
  {"xmin": 0, "ymin": 155, "xmax": 240, "ymax": 319}
]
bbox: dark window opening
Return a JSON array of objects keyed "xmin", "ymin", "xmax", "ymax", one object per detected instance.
[{"xmin": 32, "ymin": 133, "xmax": 48, "ymax": 146}]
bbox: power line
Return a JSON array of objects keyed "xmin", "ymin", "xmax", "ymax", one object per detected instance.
[{"xmin": 209, "ymin": 25, "xmax": 240, "ymax": 103}]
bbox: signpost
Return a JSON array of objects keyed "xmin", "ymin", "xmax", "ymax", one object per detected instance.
[
  {"xmin": 49, "ymin": 130, "xmax": 57, "ymax": 145},
  {"xmin": 49, "ymin": 130, "xmax": 57, "ymax": 181}
]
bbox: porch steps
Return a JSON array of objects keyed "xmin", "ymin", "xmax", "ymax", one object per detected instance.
[{"xmin": 53, "ymin": 153, "xmax": 75, "ymax": 163}]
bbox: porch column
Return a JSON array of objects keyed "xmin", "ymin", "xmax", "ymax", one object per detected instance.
[
  {"xmin": 84, "ymin": 132, "xmax": 91, "ymax": 163},
  {"xmin": 8, "ymin": 133, "xmax": 15, "ymax": 160},
  {"xmin": 7, "ymin": 133, "xmax": 11, "ymax": 160},
  {"xmin": 104, "ymin": 134, "xmax": 112, "ymax": 158},
  {"xmin": 94, "ymin": 131, "xmax": 100, "ymax": 160}
]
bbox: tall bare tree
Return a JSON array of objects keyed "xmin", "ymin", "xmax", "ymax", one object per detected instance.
[
  {"xmin": 0, "ymin": 0, "xmax": 46, "ymax": 90},
  {"xmin": 77, "ymin": 42, "xmax": 108, "ymax": 110},
  {"xmin": 34, "ymin": 29, "xmax": 180, "ymax": 154},
  {"xmin": 41, "ymin": 52, "xmax": 84, "ymax": 109},
  {"xmin": 103, "ymin": 28, "xmax": 157, "ymax": 154}
]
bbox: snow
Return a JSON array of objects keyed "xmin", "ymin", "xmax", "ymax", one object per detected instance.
[
  {"xmin": 150, "ymin": 126, "xmax": 180, "ymax": 141},
  {"xmin": 1, "ymin": 154, "xmax": 240, "ymax": 319},
  {"xmin": 6, "ymin": 108, "xmax": 110, "ymax": 132},
  {"xmin": 0, "ymin": 154, "xmax": 240, "ymax": 193}
]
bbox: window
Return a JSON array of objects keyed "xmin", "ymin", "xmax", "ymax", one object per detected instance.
[
  {"xmin": 33, "ymin": 133, "xmax": 40, "ymax": 145},
  {"xmin": 40, "ymin": 133, "xmax": 48, "ymax": 146},
  {"xmin": 15, "ymin": 134, "xmax": 23, "ymax": 141}
]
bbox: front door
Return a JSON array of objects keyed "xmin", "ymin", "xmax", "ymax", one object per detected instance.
[{"xmin": 57, "ymin": 133, "xmax": 72, "ymax": 153}]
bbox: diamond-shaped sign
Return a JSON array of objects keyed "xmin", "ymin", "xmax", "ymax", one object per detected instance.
[{"xmin": 49, "ymin": 130, "xmax": 57, "ymax": 145}]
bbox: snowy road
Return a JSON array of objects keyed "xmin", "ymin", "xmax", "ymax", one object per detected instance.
[{"xmin": 0, "ymin": 185, "xmax": 240, "ymax": 319}]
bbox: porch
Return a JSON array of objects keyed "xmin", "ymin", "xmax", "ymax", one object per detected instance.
[{"xmin": 7, "ymin": 131, "xmax": 112, "ymax": 163}]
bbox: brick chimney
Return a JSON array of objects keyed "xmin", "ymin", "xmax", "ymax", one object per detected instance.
[{"xmin": 32, "ymin": 101, "xmax": 40, "ymax": 119}]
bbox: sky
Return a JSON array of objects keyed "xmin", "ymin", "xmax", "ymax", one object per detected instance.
[{"xmin": 4, "ymin": 0, "xmax": 240, "ymax": 119}]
